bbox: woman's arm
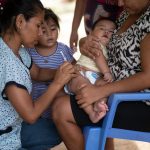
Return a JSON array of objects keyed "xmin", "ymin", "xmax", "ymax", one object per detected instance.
[
  {"xmin": 6, "ymin": 62, "xmax": 75, "ymax": 124},
  {"xmin": 79, "ymin": 35, "xmax": 103, "ymax": 59},
  {"xmin": 70, "ymin": 0, "xmax": 87, "ymax": 48},
  {"xmin": 30, "ymin": 63, "xmax": 56, "ymax": 81},
  {"xmin": 76, "ymin": 33, "xmax": 150, "ymax": 108}
]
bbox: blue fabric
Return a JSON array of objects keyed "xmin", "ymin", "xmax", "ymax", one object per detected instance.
[
  {"xmin": 0, "ymin": 37, "xmax": 32, "ymax": 149},
  {"xmin": 21, "ymin": 118, "xmax": 61, "ymax": 150}
]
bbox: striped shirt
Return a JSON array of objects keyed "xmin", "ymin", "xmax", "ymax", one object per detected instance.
[{"xmin": 28, "ymin": 42, "xmax": 74, "ymax": 118}]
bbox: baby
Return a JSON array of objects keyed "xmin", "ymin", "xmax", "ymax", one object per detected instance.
[{"xmin": 65, "ymin": 17, "xmax": 116, "ymax": 123}]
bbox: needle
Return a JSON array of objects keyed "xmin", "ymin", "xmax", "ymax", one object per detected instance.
[{"xmin": 60, "ymin": 51, "xmax": 67, "ymax": 61}]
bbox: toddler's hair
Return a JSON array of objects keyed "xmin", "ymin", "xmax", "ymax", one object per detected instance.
[{"xmin": 44, "ymin": 8, "xmax": 60, "ymax": 30}]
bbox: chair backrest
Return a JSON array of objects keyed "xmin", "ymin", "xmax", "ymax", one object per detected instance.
[{"xmin": 84, "ymin": 93, "xmax": 150, "ymax": 150}]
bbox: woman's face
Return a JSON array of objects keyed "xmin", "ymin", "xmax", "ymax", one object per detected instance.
[
  {"xmin": 118, "ymin": 0, "xmax": 150, "ymax": 14},
  {"xmin": 19, "ymin": 11, "xmax": 44, "ymax": 48}
]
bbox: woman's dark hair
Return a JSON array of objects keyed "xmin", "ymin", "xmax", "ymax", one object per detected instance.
[
  {"xmin": 0, "ymin": 0, "xmax": 44, "ymax": 34},
  {"xmin": 44, "ymin": 8, "xmax": 60, "ymax": 30},
  {"xmin": 92, "ymin": 17, "xmax": 117, "ymax": 30}
]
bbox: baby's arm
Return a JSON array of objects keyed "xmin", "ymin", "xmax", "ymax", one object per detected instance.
[{"xmin": 95, "ymin": 54, "xmax": 113, "ymax": 82}]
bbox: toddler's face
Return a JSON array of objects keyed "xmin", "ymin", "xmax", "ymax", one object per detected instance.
[
  {"xmin": 38, "ymin": 18, "xmax": 58, "ymax": 48},
  {"xmin": 92, "ymin": 20, "xmax": 116, "ymax": 46}
]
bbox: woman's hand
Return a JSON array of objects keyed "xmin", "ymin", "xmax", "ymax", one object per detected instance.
[
  {"xmin": 53, "ymin": 62, "xmax": 76, "ymax": 88},
  {"xmin": 75, "ymin": 84, "xmax": 106, "ymax": 108},
  {"xmin": 70, "ymin": 30, "xmax": 78, "ymax": 49},
  {"xmin": 80, "ymin": 35, "xmax": 102, "ymax": 60},
  {"xmin": 95, "ymin": 79, "xmax": 107, "ymax": 86}
]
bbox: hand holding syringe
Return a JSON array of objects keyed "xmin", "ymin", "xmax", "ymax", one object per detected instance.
[{"xmin": 60, "ymin": 51, "xmax": 67, "ymax": 61}]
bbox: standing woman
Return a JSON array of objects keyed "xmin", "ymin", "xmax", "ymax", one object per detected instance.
[
  {"xmin": 69, "ymin": 0, "xmax": 122, "ymax": 48},
  {"xmin": 0, "ymin": 0, "xmax": 75, "ymax": 149},
  {"xmin": 52, "ymin": 0, "xmax": 150, "ymax": 150}
]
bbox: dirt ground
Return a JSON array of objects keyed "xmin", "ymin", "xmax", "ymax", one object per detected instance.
[
  {"xmin": 51, "ymin": 140, "xmax": 150, "ymax": 150},
  {"xmin": 41, "ymin": 1, "xmax": 150, "ymax": 149}
]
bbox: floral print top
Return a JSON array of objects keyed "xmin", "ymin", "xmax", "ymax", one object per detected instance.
[{"xmin": 0, "ymin": 37, "xmax": 32, "ymax": 149}]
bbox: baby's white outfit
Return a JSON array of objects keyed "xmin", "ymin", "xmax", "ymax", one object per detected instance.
[
  {"xmin": 76, "ymin": 43, "xmax": 108, "ymax": 72},
  {"xmin": 65, "ymin": 43, "xmax": 107, "ymax": 95}
]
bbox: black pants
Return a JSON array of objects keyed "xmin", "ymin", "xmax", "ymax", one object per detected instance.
[{"xmin": 70, "ymin": 95, "xmax": 150, "ymax": 132}]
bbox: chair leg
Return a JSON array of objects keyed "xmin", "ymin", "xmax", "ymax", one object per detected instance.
[
  {"xmin": 98, "ymin": 131, "xmax": 107, "ymax": 150},
  {"xmin": 84, "ymin": 127, "xmax": 101, "ymax": 150}
]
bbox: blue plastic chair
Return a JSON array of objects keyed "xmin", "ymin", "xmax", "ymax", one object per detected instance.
[{"xmin": 84, "ymin": 93, "xmax": 150, "ymax": 150}]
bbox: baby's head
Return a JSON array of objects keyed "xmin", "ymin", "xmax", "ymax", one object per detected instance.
[
  {"xmin": 38, "ymin": 8, "xmax": 60, "ymax": 48},
  {"xmin": 91, "ymin": 18, "xmax": 116, "ymax": 46}
]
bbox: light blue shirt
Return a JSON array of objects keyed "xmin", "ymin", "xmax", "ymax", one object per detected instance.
[{"xmin": 0, "ymin": 37, "xmax": 32, "ymax": 149}]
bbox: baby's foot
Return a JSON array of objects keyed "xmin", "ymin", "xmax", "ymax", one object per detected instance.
[
  {"xmin": 88, "ymin": 99, "xmax": 108, "ymax": 123},
  {"xmin": 94, "ymin": 99, "xmax": 108, "ymax": 112},
  {"xmin": 89, "ymin": 110, "xmax": 106, "ymax": 123}
]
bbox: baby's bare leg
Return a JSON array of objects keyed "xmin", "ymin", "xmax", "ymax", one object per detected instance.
[
  {"xmin": 82, "ymin": 79, "xmax": 108, "ymax": 123},
  {"xmin": 94, "ymin": 99, "xmax": 108, "ymax": 112},
  {"xmin": 84, "ymin": 99, "xmax": 108, "ymax": 123},
  {"xmin": 68, "ymin": 74, "xmax": 91, "ymax": 93},
  {"xmin": 69, "ymin": 74, "xmax": 108, "ymax": 123}
]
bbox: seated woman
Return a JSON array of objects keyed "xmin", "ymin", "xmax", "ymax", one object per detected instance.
[
  {"xmin": 0, "ymin": 0, "xmax": 75, "ymax": 149},
  {"xmin": 52, "ymin": 0, "xmax": 150, "ymax": 150}
]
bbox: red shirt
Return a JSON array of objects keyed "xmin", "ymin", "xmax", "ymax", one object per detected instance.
[
  {"xmin": 97, "ymin": 0, "xmax": 118, "ymax": 5},
  {"xmin": 0, "ymin": 0, "xmax": 6, "ymax": 6}
]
